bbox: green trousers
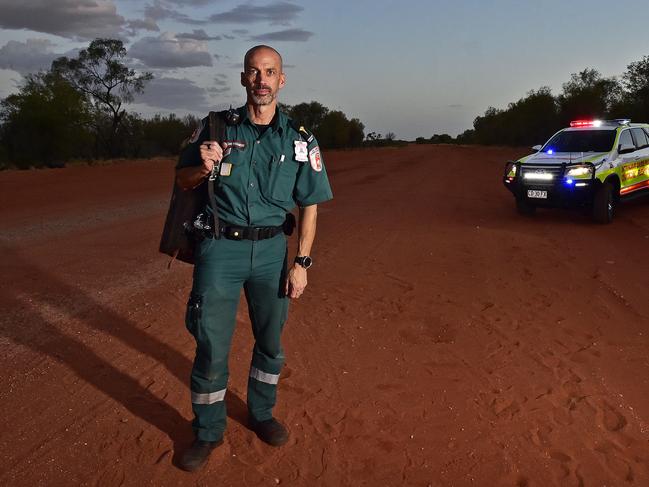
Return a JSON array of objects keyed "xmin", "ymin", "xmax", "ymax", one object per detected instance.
[{"xmin": 185, "ymin": 233, "xmax": 289, "ymax": 442}]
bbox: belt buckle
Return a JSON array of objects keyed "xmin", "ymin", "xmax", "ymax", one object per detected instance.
[{"xmin": 229, "ymin": 227, "xmax": 244, "ymax": 240}]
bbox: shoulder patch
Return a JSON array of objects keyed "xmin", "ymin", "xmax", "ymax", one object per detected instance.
[{"xmin": 309, "ymin": 146, "xmax": 322, "ymax": 172}]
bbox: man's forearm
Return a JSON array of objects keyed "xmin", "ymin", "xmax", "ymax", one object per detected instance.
[
  {"xmin": 296, "ymin": 205, "xmax": 317, "ymax": 257},
  {"xmin": 176, "ymin": 165, "xmax": 210, "ymax": 190}
]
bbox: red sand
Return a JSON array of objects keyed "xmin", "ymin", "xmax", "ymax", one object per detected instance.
[{"xmin": 1, "ymin": 145, "xmax": 648, "ymax": 486}]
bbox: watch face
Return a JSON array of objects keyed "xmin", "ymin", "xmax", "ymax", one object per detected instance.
[{"xmin": 296, "ymin": 256, "xmax": 312, "ymax": 268}]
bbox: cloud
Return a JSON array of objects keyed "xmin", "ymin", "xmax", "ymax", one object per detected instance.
[
  {"xmin": 208, "ymin": 87, "xmax": 230, "ymax": 95},
  {"xmin": 133, "ymin": 77, "xmax": 209, "ymax": 111},
  {"xmin": 206, "ymin": 73, "xmax": 231, "ymax": 95},
  {"xmin": 0, "ymin": 38, "xmax": 60, "ymax": 75},
  {"xmin": 130, "ymin": 32, "xmax": 213, "ymax": 68},
  {"xmin": 126, "ymin": 18, "xmax": 159, "ymax": 34},
  {"xmin": 250, "ymin": 28, "xmax": 313, "ymax": 42},
  {"xmin": 161, "ymin": 0, "xmax": 214, "ymax": 5},
  {"xmin": 177, "ymin": 29, "xmax": 222, "ymax": 41},
  {"xmin": 210, "ymin": 1, "xmax": 303, "ymax": 25},
  {"xmin": 0, "ymin": 0, "xmax": 125, "ymax": 40},
  {"xmin": 144, "ymin": 0, "xmax": 206, "ymax": 25},
  {"xmin": 232, "ymin": 29, "xmax": 248, "ymax": 35}
]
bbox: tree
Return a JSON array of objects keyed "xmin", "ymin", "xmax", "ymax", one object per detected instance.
[
  {"xmin": 317, "ymin": 110, "xmax": 353, "ymax": 149},
  {"xmin": 472, "ymin": 88, "xmax": 560, "ymax": 146},
  {"xmin": 557, "ymin": 69, "xmax": 620, "ymax": 125},
  {"xmin": 288, "ymin": 101, "xmax": 329, "ymax": 130},
  {"xmin": 614, "ymin": 56, "xmax": 649, "ymax": 121},
  {"xmin": 347, "ymin": 118, "xmax": 365, "ymax": 147},
  {"xmin": 0, "ymin": 72, "xmax": 93, "ymax": 168},
  {"xmin": 430, "ymin": 133, "xmax": 454, "ymax": 144},
  {"xmin": 51, "ymin": 38, "xmax": 152, "ymax": 157}
]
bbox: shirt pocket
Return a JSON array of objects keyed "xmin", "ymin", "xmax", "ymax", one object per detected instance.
[{"xmin": 267, "ymin": 156, "xmax": 298, "ymax": 201}]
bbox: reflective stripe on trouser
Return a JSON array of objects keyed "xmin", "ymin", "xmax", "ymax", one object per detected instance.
[{"xmin": 186, "ymin": 233, "xmax": 288, "ymax": 442}]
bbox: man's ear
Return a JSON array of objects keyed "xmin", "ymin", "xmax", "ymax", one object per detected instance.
[{"xmin": 240, "ymin": 72, "xmax": 246, "ymax": 87}]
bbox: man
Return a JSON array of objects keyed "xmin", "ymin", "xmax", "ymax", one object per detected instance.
[{"xmin": 175, "ymin": 45, "xmax": 333, "ymax": 472}]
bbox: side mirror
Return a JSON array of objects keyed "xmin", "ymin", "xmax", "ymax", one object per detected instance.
[
  {"xmin": 532, "ymin": 145, "xmax": 543, "ymax": 151},
  {"xmin": 618, "ymin": 143, "xmax": 635, "ymax": 154}
]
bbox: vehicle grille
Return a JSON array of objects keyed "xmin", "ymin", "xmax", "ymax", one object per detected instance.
[{"xmin": 520, "ymin": 164, "xmax": 563, "ymax": 187}]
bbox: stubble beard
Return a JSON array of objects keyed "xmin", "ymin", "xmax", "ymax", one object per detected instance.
[{"xmin": 249, "ymin": 88, "xmax": 276, "ymax": 106}]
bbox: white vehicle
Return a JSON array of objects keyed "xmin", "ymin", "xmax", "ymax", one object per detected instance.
[{"xmin": 503, "ymin": 119, "xmax": 649, "ymax": 223}]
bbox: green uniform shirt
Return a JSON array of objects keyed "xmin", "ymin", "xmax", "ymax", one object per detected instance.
[{"xmin": 177, "ymin": 106, "xmax": 333, "ymax": 227}]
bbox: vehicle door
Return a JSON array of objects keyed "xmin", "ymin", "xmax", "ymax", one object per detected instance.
[
  {"xmin": 616, "ymin": 129, "xmax": 638, "ymax": 192},
  {"xmin": 620, "ymin": 128, "xmax": 649, "ymax": 195}
]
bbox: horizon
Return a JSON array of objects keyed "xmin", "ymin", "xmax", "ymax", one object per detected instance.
[{"xmin": 2, "ymin": 0, "xmax": 649, "ymax": 139}]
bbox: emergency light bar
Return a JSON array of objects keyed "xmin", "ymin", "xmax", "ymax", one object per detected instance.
[
  {"xmin": 570, "ymin": 120, "xmax": 603, "ymax": 127},
  {"xmin": 570, "ymin": 119, "xmax": 631, "ymax": 127}
]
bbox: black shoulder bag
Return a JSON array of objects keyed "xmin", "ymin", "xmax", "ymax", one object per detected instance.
[{"xmin": 159, "ymin": 111, "xmax": 225, "ymax": 266}]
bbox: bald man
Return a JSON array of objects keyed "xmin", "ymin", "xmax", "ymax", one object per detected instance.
[{"xmin": 176, "ymin": 45, "xmax": 333, "ymax": 471}]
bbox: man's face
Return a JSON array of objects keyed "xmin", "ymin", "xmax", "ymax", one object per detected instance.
[{"xmin": 241, "ymin": 48, "xmax": 285, "ymax": 106}]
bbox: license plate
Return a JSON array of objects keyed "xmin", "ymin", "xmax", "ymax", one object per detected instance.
[{"xmin": 527, "ymin": 190, "xmax": 547, "ymax": 199}]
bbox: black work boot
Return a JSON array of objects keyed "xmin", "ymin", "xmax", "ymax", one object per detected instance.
[
  {"xmin": 179, "ymin": 439, "xmax": 222, "ymax": 472},
  {"xmin": 249, "ymin": 417, "xmax": 289, "ymax": 446}
]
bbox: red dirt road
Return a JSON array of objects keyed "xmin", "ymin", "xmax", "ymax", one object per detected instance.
[{"xmin": 1, "ymin": 145, "xmax": 648, "ymax": 487}]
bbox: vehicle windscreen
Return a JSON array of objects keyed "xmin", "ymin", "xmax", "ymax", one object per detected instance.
[{"xmin": 541, "ymin": 130, "xmax": 616, "ymax": 153}]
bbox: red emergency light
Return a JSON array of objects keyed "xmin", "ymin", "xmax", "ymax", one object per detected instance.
[{"xmin": 570, "ymin": 120, "xmax": 602, "ymax": 128}]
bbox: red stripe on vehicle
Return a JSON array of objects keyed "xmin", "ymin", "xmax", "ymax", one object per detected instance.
[{"xmin": 620, "ymin": 180, "xmax": 649, "ymax": 195}]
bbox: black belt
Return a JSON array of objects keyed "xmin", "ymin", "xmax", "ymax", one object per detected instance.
[{"xmin": 218, "ymin": 223, "xmax": 284, "ymax": 241}]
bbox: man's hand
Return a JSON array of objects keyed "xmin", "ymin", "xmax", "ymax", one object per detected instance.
[
  {"xmin": 285, "ymin": 265, "xmax": 307, "ymax": 299},
  {"xmin": 176, "ymin": 141, "xmax": 224, "ymax": 190},
  {"xmin": 199, "ymin": 140, "xmax": 223, "ymax": 174}
]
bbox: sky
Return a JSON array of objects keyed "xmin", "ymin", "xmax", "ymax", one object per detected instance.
[{"xmin": 2, "ymin": 0, "xmax": 649, "ymax": 139}]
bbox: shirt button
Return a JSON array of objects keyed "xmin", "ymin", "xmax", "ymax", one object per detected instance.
[
  {"xmin": 256, "ymin": 140, "xmax": 260, "ymax": 144},
  {"xmin": 250, "ymin": 182, "xmax": 255, "ymax": 188}
]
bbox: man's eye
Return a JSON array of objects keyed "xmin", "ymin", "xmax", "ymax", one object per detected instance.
[{"xmin": 266, "ymin": 70, "xmax": 276, "ymax": 76}]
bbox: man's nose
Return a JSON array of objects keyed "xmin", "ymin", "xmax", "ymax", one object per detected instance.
[{"xmin": 255, "ymin": 71, "xmax": 268, "ymax": 84}]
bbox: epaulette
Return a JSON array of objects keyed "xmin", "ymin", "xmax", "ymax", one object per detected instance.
[
  {"xmin": 299, "ymin": 126, "xmax": 314, "ymax": 143},
  {"xmin": 289, "ymin": 120, "xmax": 315, "ymax": 144}
]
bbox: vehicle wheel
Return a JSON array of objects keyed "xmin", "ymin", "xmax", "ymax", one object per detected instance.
[
  {"xmin": 516, "ymin": 198, "xmax": 536, "ymax": 216},
  {"xmin": 592, "ymin": 181, "xmax": 615, "ymax": 224}
]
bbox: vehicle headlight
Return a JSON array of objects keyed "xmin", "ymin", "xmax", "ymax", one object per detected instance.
[{"xmin": 565, "ymin": 165, "xmax": 593, "ymax": 178}]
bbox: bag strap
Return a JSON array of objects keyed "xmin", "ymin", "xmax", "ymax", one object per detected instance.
[{"xmin": 207, "ymin": 111, "xmax": 225, "ymax": 238}]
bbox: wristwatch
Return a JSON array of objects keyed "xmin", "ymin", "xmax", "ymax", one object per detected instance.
[{"xmin": 294, "ymin": 256, "xmax": 313, "ymax": 269}]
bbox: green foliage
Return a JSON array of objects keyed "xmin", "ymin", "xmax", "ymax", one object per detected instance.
[
  {"xmin": 614, "ymin": 56, "xmax": 649, "ymax": 121},
  {"xmin": 472, "ymin": 87, "xmax": 560, "ymax": 146},
  {"xmin": 557, "ymin": 69, "xmax": 620, "ymax": 125},
  {"xmin": 282, "ymin": 101, "xmax": 364, "ymax": 149},
  {"xmin": 462, "ymin": 57, "xmax": 649, "ymax": 146},
  {"xmin": 52, "ymin": 38, "xmax": 152, "ymax": 157},
  {"xmin": 288, "ymin": 101, "xmax": 329, "ymax": 130},
  {"xmin": 0, "ymin": 72, "xmax": 93, "ymax": 168},
  {"xmin": 363, "ymin": 131, "xmax": 407, "ymax": 148},
  {"xmin": 430, "ymin": 133, "xmax": 454, "ymax": 144},
  {"xmin": 128, "ymin": 114, "xmax": 199, "ymax": 158}
]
